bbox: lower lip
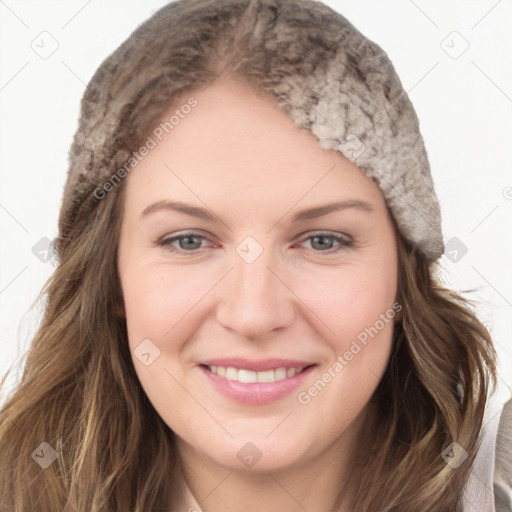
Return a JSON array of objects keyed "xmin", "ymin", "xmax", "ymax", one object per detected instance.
[{"xmin": 199, "ymin": 365, "xmax": 316, "ymax": 405}]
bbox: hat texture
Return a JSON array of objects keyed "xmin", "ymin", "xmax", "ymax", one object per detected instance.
[{"xmin": 58, "ymin": 0, "xmax": 444, "ymax": 260}]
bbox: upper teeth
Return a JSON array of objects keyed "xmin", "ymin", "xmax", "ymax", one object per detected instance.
[{"xmin": 208, "ymin": 365, "xmax": 306, "ymax": 383}]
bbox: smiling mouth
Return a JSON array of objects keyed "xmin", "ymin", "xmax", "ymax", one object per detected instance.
[
  {"xmin": 202, "ymin": 364, "xmax": 312, "ymax": 384},
  {"xmin": 200, "ymin": 362, "xmax": 317, "ymax": 404}
]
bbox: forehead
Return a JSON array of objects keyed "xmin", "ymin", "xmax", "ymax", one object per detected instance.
[{"xmin": 123, "ymin": 77, "xmax": 385, "ymax": 215}]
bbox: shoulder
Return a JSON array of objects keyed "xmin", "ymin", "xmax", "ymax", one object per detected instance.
[{"xmin": 495, "ymin": 394, "xmax": 512, "ymax": 512}]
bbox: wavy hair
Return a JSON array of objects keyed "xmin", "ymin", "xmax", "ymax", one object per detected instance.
[{"xmin": 0, "ymin": 0, "xmax": 497, "ymax": 510}]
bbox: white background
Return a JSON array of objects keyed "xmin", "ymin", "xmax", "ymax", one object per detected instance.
[{"xmin": 1, "ymin": 0, "xmax": 511, "ymax": 404}]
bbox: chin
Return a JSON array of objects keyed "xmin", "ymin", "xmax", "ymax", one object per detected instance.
[{"xmin": 195, "ymin": 434, "xmax": 311, "ymax": 474}]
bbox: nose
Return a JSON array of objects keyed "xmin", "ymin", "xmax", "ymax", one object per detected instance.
[{"xmin": 215, "ymin": 246, "xmax": 296, "ymax": 340}]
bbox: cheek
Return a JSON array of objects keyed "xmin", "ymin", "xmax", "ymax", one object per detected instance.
[
  {"xmin": 295, "ymin": 262, "xmax": 398, "ymax": 344},
  {"xmin": 123, "ymin": 265, "xmax": 215, "ymax": 349},
  {"xmin": 291, "ymin": 256, "xmax": 399, "ymax": 406},
  {"xmin": 293, "ymin": 265, "xmax": 398, "ymax": 422},
  {"xmin": 119, "ymin": 265, "xmax": 213, "ymax": 424}
]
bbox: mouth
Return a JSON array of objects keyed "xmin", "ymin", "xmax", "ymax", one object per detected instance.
[
  {"xmin": 199, "ymin": 359, "xmax": 317, "ymax": 405},
  {"xmin": 202, "ymin": 364, "xmax": 311, "ymax": 383}
]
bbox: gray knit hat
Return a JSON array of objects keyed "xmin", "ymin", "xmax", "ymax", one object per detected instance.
[{"xmin": 58, "ymin": 0, "xmax": 444, "ymax": 261}]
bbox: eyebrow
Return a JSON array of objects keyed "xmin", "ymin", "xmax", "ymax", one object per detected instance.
[
  {"xmin": 290, "ymin": 200, "xmax": 374, "ymax": 222},
  {"xmin": 141, "ymin": 200, "xmax": 215, "ymax": 221},
  {"xmin": 140, "ymin": 199, "xmax": 374, "ymax": 222}
]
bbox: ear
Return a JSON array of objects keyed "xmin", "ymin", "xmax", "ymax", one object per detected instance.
[
  {"xmin": 393, "ymin": 291, "xmax": 404, "ymax": 322},
  {"xmin": 116, "ymin": 304, "xmax": 126, "ymax": 318},
  {"xmin": 114, "ymin": 282, "xmax": 126, "ymax": 318},
  {"xmin": 115, "ymin": 294, "xmax": 126, "ymax": 318}
]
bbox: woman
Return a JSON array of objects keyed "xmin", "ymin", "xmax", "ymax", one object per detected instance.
[{"xmin": 0, "ymin": 0, "xmax": 510, "ymax": 510}]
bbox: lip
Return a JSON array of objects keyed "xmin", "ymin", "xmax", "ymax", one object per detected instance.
[{"xmin": 199, "ymin": 360, "xmax": 316, "ymax": 405}]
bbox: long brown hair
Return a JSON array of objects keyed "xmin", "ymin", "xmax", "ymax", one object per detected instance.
[
  {"xmin": 345, "ymin": 236, "xmax": 497, "ymax": 510},
  {"xmin": 0, "ymin": 0, "xmax": 497, "ymax": 510}
]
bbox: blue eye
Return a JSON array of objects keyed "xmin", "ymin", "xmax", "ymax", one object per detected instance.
[
  {"xmin": 157, "ymin": 232, "xmax": 209, "ymax": 252},
  {"xmin": 301, "ymin": 233, "xmax": 353, "ymax": 252},
  {"xmin": 156, "ymin": 231, "xmax": 353, "ymax": 255}
]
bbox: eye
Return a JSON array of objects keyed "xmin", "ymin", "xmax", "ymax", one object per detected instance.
[
  {"xmin": 156, "ymin": 232, "xmax": 212, "ymax": 252},
  {"xmin": 299, "ymin": 232, "xmax": 353, "ymax": 253},
  {"xmin": 155, "ymin": 231, "xmax": 353, "ymax": 254}
]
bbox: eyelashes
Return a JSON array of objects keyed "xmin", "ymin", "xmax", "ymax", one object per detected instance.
[
  {"xmin": 155, "ymin": 231, "xmax": 355, "ymax": 255},
  {"xmin": 157, "ymin": 232, "xmax": 210, "ymax": 252},
  {"xmin": 303, "ymin": 233, "xmax": 354, "ymax": 252}
]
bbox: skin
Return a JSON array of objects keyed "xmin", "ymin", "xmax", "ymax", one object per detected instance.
[{"xmin": 117, "ymin": 77, "xmax": 400, "ymax": 512}]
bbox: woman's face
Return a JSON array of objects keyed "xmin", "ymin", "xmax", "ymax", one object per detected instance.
[{"xmin": 117, "ymin": 77, "xmax": 399, "ymax": 474}]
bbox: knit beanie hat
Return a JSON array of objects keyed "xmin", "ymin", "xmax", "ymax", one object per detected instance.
[{"xmin": 57, "ymin": 0, "xmax": 444, "ymax": 261}]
